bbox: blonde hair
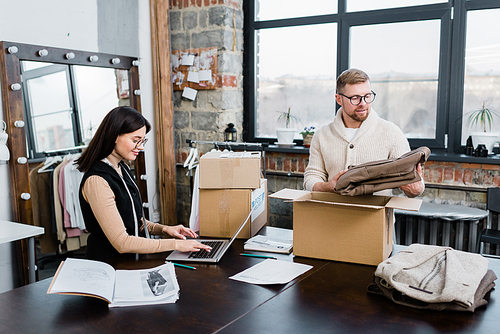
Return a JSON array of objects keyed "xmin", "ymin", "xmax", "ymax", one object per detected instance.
[{"xmin": 336, "ymin": 68, "xmax": 370, "ymax": 93}]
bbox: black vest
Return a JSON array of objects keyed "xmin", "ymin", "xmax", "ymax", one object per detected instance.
[{"xmin": 79, "ymin": 160, "xmax": 144, "ymax": 261}]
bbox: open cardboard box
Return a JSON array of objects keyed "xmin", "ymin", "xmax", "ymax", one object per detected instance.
[
  {"xmin": 199, "ymin": 151, "xmax": 261, "ymax": 189},
  {"xmin": 270, "ymin": 189, "xmax": 422, "ymax": 266},
  {"xmin": 199, "ymin": 179, "xmax": 268, "ymax": 239}
]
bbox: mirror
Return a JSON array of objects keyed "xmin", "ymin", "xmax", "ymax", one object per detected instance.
[
  {"xmin": 20, "ymin": 61, "xmax": 129, "ymax": 157},
  {"xmin": 0, "ymin": 41, "xmax": 147, "ymax": 284}
]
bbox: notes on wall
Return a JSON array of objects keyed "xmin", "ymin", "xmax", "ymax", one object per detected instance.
[{"xmin": 171, "ymin": 47, "xmax": 217, "ymax": 100}]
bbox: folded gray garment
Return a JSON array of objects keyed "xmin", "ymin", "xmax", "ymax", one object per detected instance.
[
  {"xmin": 367, "ymin": 270, "xmax": 497, "ymax": 312},
  {"xmin": 335, "ymin": 146, "xmax": 431, "ymax": 196}
]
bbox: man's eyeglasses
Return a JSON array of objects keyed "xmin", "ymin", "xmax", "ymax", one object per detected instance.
[
  {"xmin": 338, "ymin": 91, "xmax": 376, "ymax": 106},
  {"xmin": 123, "ymin": 134, "xmax": 148, "ymax": 149}
]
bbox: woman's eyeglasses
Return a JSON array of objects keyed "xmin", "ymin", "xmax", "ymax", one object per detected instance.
[{"xmin": 123, "ymin": 134, "xmax": 148, "ymax": 149}]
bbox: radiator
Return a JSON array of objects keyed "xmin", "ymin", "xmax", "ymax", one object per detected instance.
[{"xmin": 395, "ymin": 213, "xmax": 498, "ymax": 255}]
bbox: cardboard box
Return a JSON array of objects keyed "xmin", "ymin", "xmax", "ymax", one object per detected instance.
[
  {"xmin": 199, "ymin": 179, "xmax": 268, "ymax": 239},
  {"xmin": 199, "ymin": 151, "xmax": 261, "ymax": 189},
  {"xmin": 270, "ymin": 189, "xmax": 422, "ymax": 266}
]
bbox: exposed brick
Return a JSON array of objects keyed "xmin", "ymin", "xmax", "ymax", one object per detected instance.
[
  {"xmin": 437, "ymin": 161, "xmax": 459, "ymax": 167},
  {"xmin": 276, "ymin": 158, "xmax": 283, "ymax": 170},
  {"xmin": 219, "ymin": 75, "xmax": 237, "ymax": 87},
  {"xmin": 204, "ymin": 0, "xmax": 210, "ymax": 6},
  {"xmin": 197, "ymin": 0, "xmax": 202, "ymax": 7},
  {"xmin": 269, "ymin": 158, "xmax": 276, "ymax": 170},
  {"xmin": 494, "ymin": 176, "xmax": 500, "ymax": 187},
  {"xmin": 298, "ymin": 159, "xmax": 305, "ymax": 173},
  {"xmin": 291, "ymin": 159, "xmax": 298, "ymax": 172},
  {"xmin": 425, "ymin": 161, "xmax": 437, "ymax": 166},
  {"xmin": 464, "ymin": 169, "xmax": 473, "ymax": 185},
  {"xmin": 483, "ymin": 171, "xmax": 494, "ymax": 186},
  {"xmin": 429, "ymin": 167, "xmax": 443, "ymax": 183},
  {"xmin": 460, "ymin": 163, "xmax": 482, "ymax": 169},
  {"xmin": 283, "ymin": 158, "xmax": 291, "ymax": 172},
  {"xmin": 454, "ymin": 168, "xmax": 464, "ymax": 184},
  {"xmin": 483, "ymin": 164, "xmax": 500, "ymax": 171},
  {"xmin": 184, "ymin": 0, "xmax": 189, "ymax": 8},
  {"xmin": 443, "ymin": 167, "xmax": 454, "ymax": 182}
]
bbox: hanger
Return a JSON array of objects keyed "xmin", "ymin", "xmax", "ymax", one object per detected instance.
[
  {"xmin": 188, "ymin": 148, "xmax": 199, "ymax": 170},
  {"xmin": 38, "ymin": 155, "xmax": 63, "ymax": 173},
  {"xmin": 184, "ymin": 147, "xmax": 195, "ymax": 168}
]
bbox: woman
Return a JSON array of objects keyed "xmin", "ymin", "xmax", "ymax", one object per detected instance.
[{"xmin": 76, "ymin": 106, "xmax": 211, "ymax": 261}]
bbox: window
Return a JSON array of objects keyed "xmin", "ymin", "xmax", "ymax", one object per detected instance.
[
  {"xmin": 461, "ymin": 7, "xmax": 500, "ymax": 144},
  {"xmin": 350, "ymin": 19, "xmax": 441, "ymax": 139},
  {"xmin": 244, "ymin": 0, "xmax": 500, "ymax": 154}
]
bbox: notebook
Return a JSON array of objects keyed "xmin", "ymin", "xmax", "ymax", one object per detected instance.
[{"xmin": 166, "ymin": 210, "xmax": 252, "ymax": 263}]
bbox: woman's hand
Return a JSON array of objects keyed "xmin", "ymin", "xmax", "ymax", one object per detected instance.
[
  {"xmin": 175, "ymin": 240, "xmax": 212, "ymax": 253},
  {"xmin": 162, "ymin": 224, "xmax": 198, "ymax": 239}
]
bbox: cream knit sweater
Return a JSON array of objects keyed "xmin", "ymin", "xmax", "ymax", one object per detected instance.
[{"xmin": 304, "ymin": 109, "xmax": 411, "ymax": 191}]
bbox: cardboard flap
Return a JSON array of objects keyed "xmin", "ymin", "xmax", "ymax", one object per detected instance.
[
  {"xmin": 300, "ymin": 199, "xmax": 385, "ymax": 210},
  {"xmin": 386, "ymin": 196, "xmax": 422, "ymax": 211},
  {"xmin": 269, "ymin": 189, "xmax": 309, "ymax": 200}
]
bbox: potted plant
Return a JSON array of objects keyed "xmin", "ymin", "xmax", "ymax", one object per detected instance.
[
  {"xmin": 466, "ymin": 101, "xmax": 500, "ymax": 154},
  {"xmin": 275, "ymin": 107, "xmax": 298, "ymax": 145},
  {"xmin": 300, "ymin": 126, "xmax": 315, "ymax": 148}
]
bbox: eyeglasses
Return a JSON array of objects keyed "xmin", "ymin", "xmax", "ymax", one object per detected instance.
[
  {"xmin": 123, "ymin": 134, "xmax": 148, "ymax": 149},
  {"xmin": 338, "ymin": 91, "xmax": 376, "ymax": 106}
]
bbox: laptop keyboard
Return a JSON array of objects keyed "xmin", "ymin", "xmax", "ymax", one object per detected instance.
[{"xmin": 188, "ymin": 240, "xmax": 224, "ymax": 259}]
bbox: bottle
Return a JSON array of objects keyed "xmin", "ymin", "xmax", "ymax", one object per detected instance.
[{"xmin": 465, "ymin": 136, "xmax": 474, "ymax": 156}]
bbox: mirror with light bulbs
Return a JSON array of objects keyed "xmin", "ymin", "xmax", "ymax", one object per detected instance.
[{"xmin": 0, "ymin": 40, "xmax": 148, "ymax": 238}]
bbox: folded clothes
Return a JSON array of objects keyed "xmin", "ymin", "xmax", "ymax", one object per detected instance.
[
  {"xmin": 335, "ymin": 146, "xmax": 431, "ymax": 196},
  {"xmin": 367, "ymin": 244, "xmax": 496, "ymax": 312}
]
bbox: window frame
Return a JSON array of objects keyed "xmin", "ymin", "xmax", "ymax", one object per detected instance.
[{"xmin": 243, "ymin": 0, "xmax": 500, "ymax": 154}]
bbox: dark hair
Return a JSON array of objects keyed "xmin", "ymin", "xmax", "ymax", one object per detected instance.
[
  {"xmin": 336, "ymin": 68, "xmax": 370, "ymax": 94},
  {"xmin": 75, "ymin": 106, "xmax": 151, "ymax": 173}
]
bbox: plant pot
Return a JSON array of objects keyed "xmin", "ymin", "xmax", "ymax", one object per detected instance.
[
  {"xmin": 276, "ymin": 128, "xmax": 296, "ymax": 144},
  {"xmin": 470, "ymin": 132, "xmax": 499, "ymax": 154},
  {"xmin": 302, "ymin": 134, "xmax": 313, "ymax": 147}
]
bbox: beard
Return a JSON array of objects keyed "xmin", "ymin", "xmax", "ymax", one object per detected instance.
[{"xmin": 344, "ymin": 107, "xmax": 369, "ymax": 123}]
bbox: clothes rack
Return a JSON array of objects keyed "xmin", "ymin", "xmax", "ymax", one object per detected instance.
[{"xmin": 185, "ymin": 139, "xmax": 268, "ymax": 178}]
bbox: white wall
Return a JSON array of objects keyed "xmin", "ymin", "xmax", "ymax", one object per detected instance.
[{"xmin": 0, "ymin": 0, "xmax": 159, "ymax": 291}]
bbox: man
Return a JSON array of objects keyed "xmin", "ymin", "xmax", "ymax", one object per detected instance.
[{"xmin": 303, "ymin": 68, "xmax": 424, "ymax": 198}]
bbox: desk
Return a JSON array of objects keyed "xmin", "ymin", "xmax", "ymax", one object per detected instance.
[
  {"xmin": 0, "ymin": 220, "xmax": 44, "ymax": 284},
  {"xmin": 0, "ymin": 228, "xmax": 498, "ymax": 334}
]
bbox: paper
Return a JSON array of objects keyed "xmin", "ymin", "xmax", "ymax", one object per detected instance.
[
  {"xmin": 199, "ymin": 69, "xmax": 212, "ymax": 81},
  {"xmin": 181, "ymin": 54, "xmax": 195, "ymax": 66},
  {"xmin": 230, "ymin": 259, "xmax": 312, "ymax": 285},
  {"xmin": 187, "ymin": 71, "xmax": 200, "ymax": 83},
  {"xmin": 182, "ymin": 87, "xmax": 198, "ymax": 101},
  {"xmin": 244, "ymin": 234, "xmax": 293, "ymax": 254}
]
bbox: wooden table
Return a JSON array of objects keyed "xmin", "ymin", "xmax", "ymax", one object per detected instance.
[{"xmin": 0, "ymin": 227, "xmax": 498, "ymax": 334}]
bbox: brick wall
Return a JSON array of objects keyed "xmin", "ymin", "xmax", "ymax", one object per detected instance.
[{"xmin": 169, "ymin": 0, "xmax": 244, "ymax": 223}]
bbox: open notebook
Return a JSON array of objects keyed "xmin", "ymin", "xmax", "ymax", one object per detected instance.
[{"xmin": 166, "ymin": 210, "xmax": 252, "ymax": 263}]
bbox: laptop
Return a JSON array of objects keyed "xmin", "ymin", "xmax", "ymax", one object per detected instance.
[{"xmin": 166, "ymin": 210, "xmax": 252, "ymax": 263}]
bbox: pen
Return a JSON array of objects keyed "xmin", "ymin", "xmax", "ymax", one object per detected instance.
[
  {"xmin": 240, "ymin": 253, "xmax": 277, "ymax": 260},
  {"xmin": 172, "ymin": 262, "xmax": 196, "ymax": 270}
]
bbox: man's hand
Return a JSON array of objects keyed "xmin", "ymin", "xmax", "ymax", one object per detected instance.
[
  {"xmin": 312, "ymin": 170, "xmax": 347, "ymax": 193},
  {"xmin": 399, "ymin": 163, "xmax": 425, "ymax": 198}
]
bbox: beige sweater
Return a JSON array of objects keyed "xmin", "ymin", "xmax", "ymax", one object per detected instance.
[
  {"xmin": 304, "ymin": 109, "xmax": 411, "ymax": 191},
  {"xmin": 82, "ymin": 175, "xmax": 177, "ymax": 254}
]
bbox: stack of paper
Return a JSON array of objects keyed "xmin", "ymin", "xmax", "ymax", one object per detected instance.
[{"xmin": 244, "ymin": 234, "xmax": 293, "ymax": 254}]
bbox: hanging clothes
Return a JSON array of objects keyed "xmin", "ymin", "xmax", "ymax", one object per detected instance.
[
  {"xmin": 188, "ymin": 165, "xmax": 200, "ymax": 232},
  {"xmin": 30, "ymin": 163, "xmax": 59, "ymax": 254}
]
